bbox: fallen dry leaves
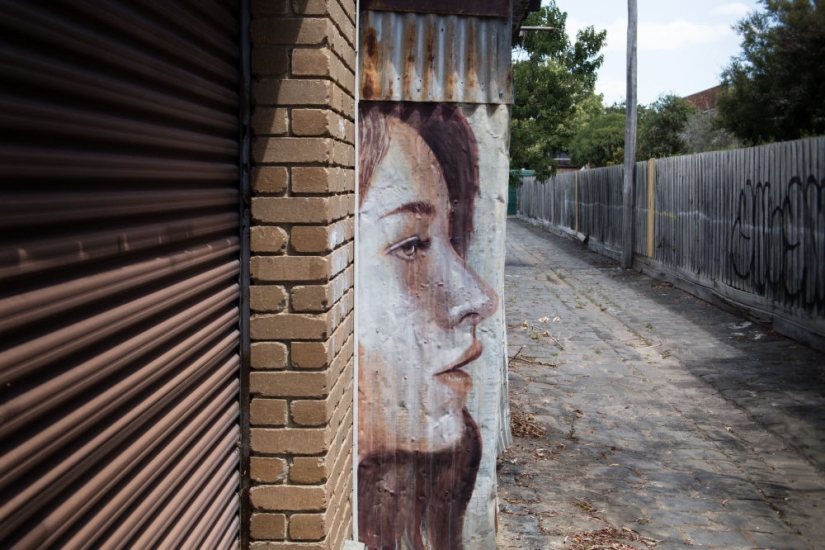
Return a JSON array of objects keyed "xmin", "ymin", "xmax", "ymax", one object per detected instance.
[{"xmin": 565, "ymin": 526, "xmax": 658, "ymax": 549}]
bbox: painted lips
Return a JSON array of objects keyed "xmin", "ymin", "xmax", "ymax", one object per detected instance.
[{"xmin": 435, "ymin": 339, "xmax": 482, "ymax": 393}]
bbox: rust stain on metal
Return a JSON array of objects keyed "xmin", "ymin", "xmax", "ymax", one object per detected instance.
[
  {"xmin": 362, "ymin": 25, "xmax": 379, "ymax": 99},
  {"xmin": 360, "ymin": 0, "xmax": 510, "ymax": 17},
  {"xmin": 403, "ymin": 16, "xmax": 417, "ymax": 99},
  {"xmin": 421, "ymin": 18, "xmax": 435, "ymax": 97},
  {"xmin": 465, "ymin": 21, "xmax": 478, "ymax": 91},
  {"xmin": 359, "ymin": 10, "xmax": 513, "ymax": 104}
]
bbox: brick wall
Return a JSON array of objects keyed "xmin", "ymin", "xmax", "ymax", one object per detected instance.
[{"xmin": 247, "ymin": 0, "xmax": 356, "ymax": 548}]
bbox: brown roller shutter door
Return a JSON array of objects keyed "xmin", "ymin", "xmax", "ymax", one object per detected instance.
[{"xmin": 0, "ymin": 1, "xmax": 246, "ymax": 548}]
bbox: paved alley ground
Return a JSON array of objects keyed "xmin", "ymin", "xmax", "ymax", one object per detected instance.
[{"xmin": 496, "ymin": 218, "xmax": 825, "ymax": 550}]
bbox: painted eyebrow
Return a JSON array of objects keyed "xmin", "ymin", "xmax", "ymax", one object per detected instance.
[{"xmin": 380, "ymin": 201, "xmax": 435, "ymax": 219}]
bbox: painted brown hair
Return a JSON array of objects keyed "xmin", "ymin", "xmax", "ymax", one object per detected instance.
[
  {"xmin": 358, "ymin": 411, "xmax": 482, "ymax": 550},
  {"xmin": 357, "ymin": 102, "xmax": 483, "ymax": 549},
  {"xmin": 358, "ymin": 102, "xmax": 480, "ymax": 258}
]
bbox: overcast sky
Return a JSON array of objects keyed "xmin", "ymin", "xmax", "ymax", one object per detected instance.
[{"xmin": 554, "ymin": 0, "xmax": 762, "ymax": 106}]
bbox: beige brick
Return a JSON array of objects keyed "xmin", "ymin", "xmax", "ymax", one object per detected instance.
[
  {"xmin": 251, "ymin": 18, "xmax": 329, "ymax": 45},
  {"xmin": 252, "ymin": 48, "xmax": 289, "ymax": 76},
  {"xmin": 252, "ymin": 107, "xmax": 289, "ymax": 136},
  {"xmin": 252, "ymin": 166, "xmax": 289, "ymax": 194},
  {"xmin": 291, "ymin": 109, "xmax": 330, "ymax": 137},
  {"xmin": 328, "ymin": 501, "xmax": 352, "ymax": 550},
  {"xmin": 290, "ymin": 226, "xmax": 327, "ymax": 254},
  {"xmin": 251, "ymin": 256, "xmax": 329, "ymax": 283},
  {"xmin": 289, "ymin": 311, "xmax": 351, "ymax": 369},
  {"xmin": 252, "ymin": 197, "xmax": 333, "ymax": 224},
  {"xmin": 250, "ymin": 428, "xmax": 328, "ymax": 455},
  {"xmin": 251, "ymin": 313, "xmax": 329, "ymax": 340},
  {"xmin": 345, "ymin": 216, "xmax": 354, "ymax": 240},
  {"xmin": 290, "ymin": 285, "xmax": 329, "ymax": 313},
  {"xmin": 292, "ymin": 48, "xmax": 331, "ymax": 77},
  {"xmin": 291, "ymin": 167, "xmax": 331, "ymax": 194},
  {"xmin": 252, "ymin": 137, "xmax": 332, "ymax": 164},
  {"xmin": 251, "ymin": 398, "xmax": 288, "ymax": 426},
  {"xmin": 250, "ymin": 456, "xmax": 288, "ymax": 483},
  {"xmin": 250, "ymin": 285, "xmax": 287, "ymax": 313},
  {"xmin": 331, "ymin": 54, "xmax": 356, "ymax": 97},
  {"xmin": 250, "ymin": 513, "xmax": 287, "ymax": 540},
  {"xmin": 251, "ymin": 226, "xmax": 287, "ymax": 254},
  {"xmin": 333, "ymin": 140, "xmax": 354, "ymax": 167},
  {"xmin": 339, "ymin": 169, "xmax": 355, "ymax": 192},
  {"xmin": 292, "ymin": 0, "xmax": 329, "ymax": 15},
  {"xmin": 291, "ymin": 361, "xmax": 353, "ymax": 426},
  {"xmin": 250, "ymin": 485, "xmax": 327, "ymax": 511},
  {"xmin": 329, "ymin": 26, "xmax": 356, "ymax": 70},
  {"xmin": 328, "ymin": 242, "xmax": 353, "ymax": 280},
  {"xmin": 251, "ymin": 342, "xmax": 288, "ymax": 370},
  {"xmin": 291, "ymin": 266, "xmax": 352, "ymax": 312},
  {"xmin": 328, "ymin": 0, "xmax": 356, "ymax": 46},
  {"xmin": 249, "ymin": 542, "xmax": 325, "ymax": 550},
  {"xmin": 251, "ymin": 0, "xmax": 289, "ymax": 15},
  {"xmin": 338, "ymin": 0, "xmax": 356, "ymax": 20},
  {"xmin": 289, "ymin": 410, "xmax": 350, "ymax": 485},
  {"xmin": 290, "ymin": 341, "xmax": 331, "ymax": 370},
  {"xmin": 253, "ymin": 80, "xmax": 331, "ymax": 107},
  {"xmin": 251, "ymin": 370, "xmax": 329, "ymax": 398},
  {"xmin": 290, "ymin": 457, "xmax": 327, "ymax": 484},
  {"xmin": 289, "ymin": 514, "xmax": 326, "ymax": 541}
]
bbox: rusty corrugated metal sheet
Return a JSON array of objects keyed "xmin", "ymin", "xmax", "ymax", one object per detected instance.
[
  {"xmin": 0, "ymin": 1, "xmax": 242, "ymax": 547},
  {"xmin": 360, "ymin": 10, "xmax": 512, "ymax": 104},
  {"xmin": 361, "ymin": 0, "xmax": 510, "ymax": 17}
]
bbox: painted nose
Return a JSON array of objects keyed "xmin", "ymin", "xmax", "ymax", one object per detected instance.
[{"xmin": 443, "ymin": 253, "xmax": 498, "ymax": 329}]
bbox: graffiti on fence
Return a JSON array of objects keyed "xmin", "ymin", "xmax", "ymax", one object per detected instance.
[{"xmin": 730, "ymin": 176, "xmax": 825, "ymax": 310}]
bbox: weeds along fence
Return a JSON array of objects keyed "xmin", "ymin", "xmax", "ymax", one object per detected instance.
[{"xmin": 518, "ymin": 137, "xmax": 825, "ymax": 349}]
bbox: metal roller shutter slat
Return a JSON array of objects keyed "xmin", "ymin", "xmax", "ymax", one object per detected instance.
[
  {"xmin": 0, "ymin": 238, "xmax": 237, "ymax": 333},
  {"xmin": 0, "ymin": 213, "xmax": 238, "ymax": 281},
  {"xmin": 8, "ymin": 368, "xmax": 239, "ymax": 549},
  {"xmin": 95, "ymin": 422, "xmax": 240, "ymax": 550},
  {"xmin": 0, "ymin": 334, "xmax": 239, "ymax": 528},
  {"xmin": 63, "ymin": 409, "xmax": 240, "ymax": 550},
  {"xmin": 0, "ymin": 0, "xmax": 244, "ymax": 545},
  {"xmin": 0, "ymin": 303, "xmax": 237, "ymax": 444},
  {"xmin": 0, "ymin": 5, "xmax": 239, "ymax": 108}
]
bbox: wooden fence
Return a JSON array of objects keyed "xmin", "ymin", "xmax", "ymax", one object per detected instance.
[{"xmin": 518, "ymin": 137, "xmax": 825, "ymax": 348}]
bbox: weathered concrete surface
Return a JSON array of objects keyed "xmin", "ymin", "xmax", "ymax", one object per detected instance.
[{"xmin": 497, "ymin": 218, "xmax": 825, "ymax": 549}]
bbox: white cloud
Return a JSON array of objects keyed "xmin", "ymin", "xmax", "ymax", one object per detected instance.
[
  {"xmin": 569, "ymin": 17, "xmax": 734, "ymax": 53},
  {"xmin": 711, "ymin": 3, "xmax": 752, "ymax": 17},
  {"xmin": 639, "ymin": 19, "xmax": 733, "ymax": 51}
]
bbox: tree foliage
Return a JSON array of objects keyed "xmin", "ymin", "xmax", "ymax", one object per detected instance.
[
  {"xmin": 570, "ymin": 95, "xmax": 700, "ymax": 167},
  {"xmin": 679, "ymin": 112, "xmax": 742, "ymax": 154},
  {"xmin": 510, "ymin": 2, "xmax": 607, "ymax": 181},
  {"xmin": 717, "ymin": 0, "xmax": 825, "ymax": 144},
  {"xmin": 568, "ymin": 112, "xmax": 625, "ymax": 167},
  {"xmin": 637, "ymin": 94, "xmax": 697, "ymax": 160}
]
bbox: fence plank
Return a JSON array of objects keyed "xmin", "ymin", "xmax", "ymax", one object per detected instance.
[{"xmin": 517, "ymin": 136, "xmax": 825, "ymax": 342}]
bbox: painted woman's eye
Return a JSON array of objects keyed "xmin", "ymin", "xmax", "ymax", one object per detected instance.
[{"xmin": 387, "ymin": 236, "xmax": 431, "ymax": 261}]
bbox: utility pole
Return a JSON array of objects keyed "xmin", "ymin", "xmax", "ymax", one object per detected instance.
[{"xmin": 622, "ymin": 0, "xmax": 638, "ymax": 269}]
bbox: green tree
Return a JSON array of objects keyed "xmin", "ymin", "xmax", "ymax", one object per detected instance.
[
  {"xmin": 679, "ymin": 111, "xmax": 742, "ymax": 153},
  {"xmin": 568, "ymin": 111, "xmax": 626, "ymax": 167},
  {"xmin": 637, "ymin": 94, "xmax": 697, "ymax": 160},
  {"xmin": 717, "ymin": 0, "xmax": 825, "ymax": 144},
  {"xmin": 510, "ymin": 2, "xmax": 607, "ymax": 181}
]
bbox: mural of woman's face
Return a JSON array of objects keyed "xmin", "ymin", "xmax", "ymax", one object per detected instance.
[{"xmin": 358, "ymin": 117, "xmax": 497, "ymax": 459}]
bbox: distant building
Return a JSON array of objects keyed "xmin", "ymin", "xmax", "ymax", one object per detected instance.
[
  {"xmin": 683, "ymin": 85, "xmax": 724, "ymax": 112},
  {"xmin": 555, "ymin": 152, "xmax": 580, "ymax": 173}
]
